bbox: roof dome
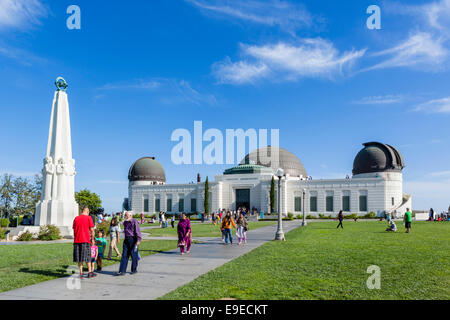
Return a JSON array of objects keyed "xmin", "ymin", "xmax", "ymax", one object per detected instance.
[
  {"xmin": 128, "ymin": 157, "xmax": 166, "ymax": 182},
  {"xmin": 352, "ymin": 142, "xmax": 405, "ymax": 175},
  {"xmin": 240, "ymin": 146, "xmax": 307, "ymax": 177}
]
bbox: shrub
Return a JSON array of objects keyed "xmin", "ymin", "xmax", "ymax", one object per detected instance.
[
  {"xmin": 364, "ymin": 212, "xmax": 377, "ymax": 219},
  {"xmin": 0, "ymin": 228, "xmax": 7, "ymax": 240},
  {"xmin": 287, "ymin": 212, "xmax": 294, "ymax": 220},
  {"xmin": 296, "ymin": 214, "xmax": 303, "ymax": 219},
  {"xmin": 96, "ymin": 220, "xmax": 110, "ymax": 237},
  {"xmin": 38, "ymin": 225, "xmax": 61, "ymax": 241},
  {"xmin": 306, "ymin": 215, "xmax": 316, "ymax": 219},
  {"xmin": 17, "ymin": 230, "xmax": 35, "ymax": 241},
  {"xmin": 9, "ymin": 216, "xmax": 24, "ymax": 227},
  {"xmin": 0, "ymin": 218, "xmax": 9, "ymax": 228}
]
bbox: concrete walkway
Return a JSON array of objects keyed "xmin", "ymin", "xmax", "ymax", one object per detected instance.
[{"xmin": 0, "ymin": 220, "xmax": 302, "ymax": 300}]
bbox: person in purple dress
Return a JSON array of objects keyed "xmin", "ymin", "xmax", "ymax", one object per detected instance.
[{"xmin": 177, "ymin": 212, "xmax": 192, "ymax": 255}]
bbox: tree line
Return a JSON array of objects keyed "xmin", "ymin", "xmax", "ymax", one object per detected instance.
[{"xmin": 0, "ymin": 173, "xmax": 42, "ymax": 218}]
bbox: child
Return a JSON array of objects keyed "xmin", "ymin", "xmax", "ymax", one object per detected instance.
[
  {"xmin": 95, "ymin": 230, "xmax": 107, "ymax": 271},
  {"xmin": 89, "ymin": 238, "xmax": 98, "ymax": 278}
]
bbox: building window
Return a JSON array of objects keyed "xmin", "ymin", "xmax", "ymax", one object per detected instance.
[
  {"xmin": 326, "ymin": 196, "xmax": 334, "ymax": 212},
  {"xmin": 359, "ymin": 195, "xmax": 368, "ymax": 212},
  {"xmin": 391, "ymin": 197, "xmax": 395, "ymax": 206},
  {"xmin": 310, "ymin": 196, "xmax": 317, "ymax": 212},
  {"xmin": 155, "ymin": 199, "xmax": 160, "ymax": 212},
  {"xmin": 143, "ymin": 198, "xmax": 149, "ymax": 213},
  {"xmin": 167, "ymin": 199, "xmax": 172, "ymax": 212},
  {"xmin": 342, "ymin": 196, "xmax": 350, "ymax": 212},
  {"xmin": 179, "ymin": 198, "xmax": 184, "ymax": 212},
  {"xmin": 294, "ymin": 197, "xmax": 302, "ymax": 212},
  {"xmin": 191, "ymin": 198, "xmax": 197, "ymax": 212}
]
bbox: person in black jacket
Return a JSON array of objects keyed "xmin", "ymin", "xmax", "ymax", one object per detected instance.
[{"xmin": 337, "ymin": 210, "xmax": 344, "ymax": 229}]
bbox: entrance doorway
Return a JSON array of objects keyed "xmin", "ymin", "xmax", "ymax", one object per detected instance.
[{"xmin": 236, "ymin": 189, "xmax": 250, "ymax": 211}]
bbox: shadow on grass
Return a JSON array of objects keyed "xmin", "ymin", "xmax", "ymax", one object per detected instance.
[{"xmin": 18, "ymin": 265, "xmax": 70, "ymax": 278}]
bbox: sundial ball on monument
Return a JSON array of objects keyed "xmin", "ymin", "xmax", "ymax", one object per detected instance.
[{"xmin": 55, "ymin": 77, "xmax": 68, "ymax": 91}]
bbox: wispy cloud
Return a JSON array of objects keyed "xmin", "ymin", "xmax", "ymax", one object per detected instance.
[
  {"xmin": 99, "ymin": 78, "xmax": 217, "ymax": 106},
  {"xmin": 353, "ymin": 94, "xmax": 404, "ymax": 105},
  {"xmin": 213, "ymin": 39, "xmax": 366, "ymax": 84},
  {"xmin": 185, "ymin": 0, "xmax": 314, "ymax": 34},
  {"xmin": 414, "ymin": 97, "xmax": 450, "ymax": 113},
  {"xmin": 0, "ymin": 0, "xmax": 48, "ymax": 30},
  {"xmin": 428, "ymin": 170, "xmax": 450, "ymax": 177},
  {"xmin": 367, "ymin": 32, "xmax": 448, "ymax": 71},
  {"xmin": 0, "ymin": 43, "xmax": 47, "ymax": 65}
]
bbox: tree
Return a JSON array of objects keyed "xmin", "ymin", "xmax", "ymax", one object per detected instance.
[
  {"xmin": 204, "ymin": 176, "xmax": 210, "ymax": 214},
  {"xmin": 75, "ymin": 189, "xmax": 102, "ymax": 215},
  {"xmin": 270, "ymin": 176, "xmax": 276, "ymax": 214},
  {"xmin": 0, "ymin": 174, "xmax": 14, "ymax": 218}
]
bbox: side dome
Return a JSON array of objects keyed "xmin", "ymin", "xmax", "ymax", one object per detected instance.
[
  {"xmin": 240, "ymin": 146, "xmax": 307, "ymax": 177},
  {"xmin": 352, "ymin": 142, "xmax": 405, "ymax": 175},
  {"xmin": 128, "ymin": 157, "xmax": 166, "ymax": 183}
]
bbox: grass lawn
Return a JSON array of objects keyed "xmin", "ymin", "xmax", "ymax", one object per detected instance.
[
  {"xmin": 161, "ymin": 221, "xmax": 450, "ymax": 300},
  {"xmin": 0, "ymin": 239, "xmax": 177, "ymax": 293},
  {"xmin": 143, "ymin": 221, "xmax": 277, "ymax": 237}
]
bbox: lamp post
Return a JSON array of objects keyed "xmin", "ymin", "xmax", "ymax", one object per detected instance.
[
  {"xmin": 302, "ymin": 188, "xmax": 307, "ymax": 226},
  {"xmin": 275, "ymin": 168, "xmax": 285, "ymax": 241}
]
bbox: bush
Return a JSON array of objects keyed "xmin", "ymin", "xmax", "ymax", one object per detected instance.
[
  {"xmin": 0, "ymin": 228, "xmax": 7, "ymax": 240},
  {"xmin": 306, "ymin": 215, "xmax": 316, "ymax": 219},
  {"xmin": 38, "ymin": 225, "xmax": 61, "ymax": 241},
  {"xmin": 17, "ymin": 230, "xmax": 35, "ymax": 241},
  {"xmin": 96, "ymin": 221, "xmax": 110, "ymax": 237},
  {"xmin": 344, "ymin": 213, "xmax": 358, "ymax": 219},
  {"xmin": 9, "ymin": 215, "xmax": 24, "ymax": 227},
  {"xmin": 296, "ymin": 214, "xmax": 303, "ymax": 219},
  {"xmin": 0, "ymin": 218, "xmax": 9, "ymax": 228},
  {"xmin": 287, "ymin": 212, "xmax": 294, "ymax": 220},
  {"xmin": 364, "ymin": 212, "xmax": 377, "ymax": 219}
]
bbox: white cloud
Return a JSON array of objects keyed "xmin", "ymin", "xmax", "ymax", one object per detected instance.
[
  {"xmin": 353, "ymin": 94, "xmax": 404, "ymax": 105},
  {"xmin": 213, "ymin": 39, "xmax": 366, "ymax": 84},
  {"xmin": 99, "ymin": 78, "xmax": 217, "ymax": 106},
  {"xmin": 415, "ymin": 97, "xmax": 450, "ymax": 113},
  {"xmin": 0, "ymin": 43, "xmax": 46, "ymax": 65},
  {"xmin": 0, "ymin": 0, "xmax": 47, "ymax": 30},
  {"xmin": 185, "ymin": 0, "xmax": 313, "ymax": 34},
  {"xmin": 428, "ymin": 170, "xmax": 450, "ymax": 177},
  {"xmin": 368, "ymin": 32, "xmax": 448, "ymax": 71}
]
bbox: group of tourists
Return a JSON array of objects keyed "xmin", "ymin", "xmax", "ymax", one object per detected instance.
[
  {"xmin": 428, "ymin": 207, "xmax": 450, "ymax": 221},
  {"xmin": 73, "ymin": 207, "xmax": 142, "ymax": 278}
]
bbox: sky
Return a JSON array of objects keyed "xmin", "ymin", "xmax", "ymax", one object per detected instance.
[{"xmin": 0, "ymin": 0, "xmax": 449, "ymax": 213}]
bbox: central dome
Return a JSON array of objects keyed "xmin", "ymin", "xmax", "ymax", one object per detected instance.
[
  {"xmin": 128, "ymin": 157, "xmax": 166, "ymax": 183},
  {"xmin": 240, "ymin": 146, "xmax": 307, "ymax": 177}
]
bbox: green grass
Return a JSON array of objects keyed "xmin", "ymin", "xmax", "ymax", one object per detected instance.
[
  {"xmin": 161, "ymin": 221, "xmax": 450, "ymax": 300},
  {"xmin": 0, "ymin": 239, "xmax": 178, "ymax": 293},
  {"xmin": 143, "ymin": 221, "xmax": 277, "ymax": 237}
]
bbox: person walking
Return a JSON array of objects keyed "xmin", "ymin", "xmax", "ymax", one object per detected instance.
[
  {"xmin": 429, "ymin": 208, "xmax": 434, "ymax": 221},
  {"xmin": 221, "ymin": 211, "xmax": 236, "ymax": 245},
  {"xmin": 236, "ymin": 213, "xmax": 248, "ymax": 245},
  {"xmin": 116, "ymin": 211, "xmax": 142, "ymax": 275},
  {"xmin": 336, "ymin": 210, "xmax": 344, "ymax": 229},
  {"xmin": 107, "ymin": 217, "xmax": 121, "ymax": 260},
  {"xmin": 140, "ymin": 212, "xmax": 144, "ymax": 224},
  {"xmin": 72, "ymin": 206, "xmax": 95, "ymax": 278},
  {"xmin": 404, "ymin": 208, "xmax": 412, "ymax": 233},
  {"xmin": 171, "ymin": 214, "xmax": 176, "ymax": 228},
  {"xmin": 177, "ymin": 212, "xmax": 192, "ymax": 255}
]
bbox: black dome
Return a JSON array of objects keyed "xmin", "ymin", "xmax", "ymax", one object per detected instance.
[
  {"xmin": 353, "ymin": 142, "xmax": 405, "ymax": 175},
  {"xmin": 241, "ymin": 146, "xmax": 307, "ymax": 177},
  {"xmin": 128, "ymin": 157, "xmax": 166, "ymax": 182}
]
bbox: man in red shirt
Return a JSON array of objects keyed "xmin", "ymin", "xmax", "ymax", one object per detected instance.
[{"xmin": 73, "ymin": 206, "xmax": 95, "ymax": 278}]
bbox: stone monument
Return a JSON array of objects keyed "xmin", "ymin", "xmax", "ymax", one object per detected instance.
[{"xmin": 34, "ymin": 77, "xmax": 79, "ymax": 236}]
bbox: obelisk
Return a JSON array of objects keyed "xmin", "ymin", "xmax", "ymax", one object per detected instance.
[{"xmin": 35, "ymin": 77, "xmax": 79, "ymax": 236}]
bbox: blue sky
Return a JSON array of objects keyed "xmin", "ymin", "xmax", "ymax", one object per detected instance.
[{"xmin": 0, "ymin": 0, "xmax": 449, "ymax": 213}]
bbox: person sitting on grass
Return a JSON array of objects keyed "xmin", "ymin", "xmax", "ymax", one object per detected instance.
[
  {"xmin": 95, "ymin": 230, "xmax": 107, "ymax": 271},
  {"xmin": 386, "ymin": 221, "xmax": 397, "ymax": 232},
  {"xmin": 89, "ymin": 238, "xmax": 98, "ymax": 278}
]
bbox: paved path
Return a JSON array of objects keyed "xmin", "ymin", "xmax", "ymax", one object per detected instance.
[{"xmin": 0, "ymin": 220, "xmax": 302, "ymax": 300}]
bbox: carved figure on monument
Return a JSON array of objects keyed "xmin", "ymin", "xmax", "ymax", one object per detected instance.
[
  {"xmin": 56, "ymin": 158, "xmax": 66, "ymax": 200},
  {"xmin": 67, "ymin": 159, "xmax": 76, "ymax": 199},
  {"xmin": 42, "ymin": 156, "xmax": 54, "ymax": 200}
]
